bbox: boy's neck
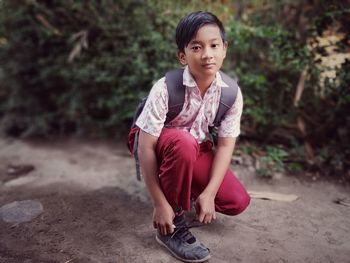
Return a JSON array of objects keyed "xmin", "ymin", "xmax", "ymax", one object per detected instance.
[{"xmin": 194, "ymin": 75, "xmax": 216, "ymax": 98}]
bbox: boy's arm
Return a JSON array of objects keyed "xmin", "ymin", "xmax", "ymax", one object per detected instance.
[
  {"xmin": 195, "ymin": 136, "xmax": 236, "ymax": 224},
  {"xmin": 196, "ymin": 87, "xmax": 243, "ymax": 223},
  {"xmin": 138, "ymin": 129, "xmax": 175, "ymax": 235}
]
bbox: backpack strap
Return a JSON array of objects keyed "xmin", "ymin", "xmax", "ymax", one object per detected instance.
[
  {"xmin": 212, "ymin": 71, "xmax": 239, "ymax": 127},
  {"xmin": 131, "ymin": 97, "xmax": 148, "ymax": 128},
  {"xmin": 132, "ymin": 128, "xmax": 142, "ymax": 180},
  {"xmin": 165, "ymin": 68, "xmax": 185, "ymax": 124},
  {"xmin": 131, "ymin": 69, "xmax": 184, "ymax": 181}
]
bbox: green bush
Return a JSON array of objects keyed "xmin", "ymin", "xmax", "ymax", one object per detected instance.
[
  {"xmin": 256, "ymin": 145, "xmax": 289, "ymax": 178},
  {"xmin": 0, "ymin": 0, "xmax": 180, "ymax": 136},
  {"xmin": 0, "ymin": 0, "xmax": 349, "ymax": 179},
  {"xmin": 225, "ymin": 1, "xmax": 350, "ymax": 180},
  {"xmin": 0, "ymin": 0, "xmax": 229, "ymax": 136}
]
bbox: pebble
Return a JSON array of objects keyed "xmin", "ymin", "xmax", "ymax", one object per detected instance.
[{"xmin": 0, "ymin": 200, "xmax": 43, "ymax": 223}]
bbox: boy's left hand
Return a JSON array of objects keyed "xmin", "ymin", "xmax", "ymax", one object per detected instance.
[{"xmin": 195, "ymin": 193, "xmax": 216, "ymax": 224}]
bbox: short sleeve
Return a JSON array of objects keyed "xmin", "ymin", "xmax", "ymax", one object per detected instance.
[
  {"xmin": 135, "ymin": 77, "xmax": 168, "ymax": 137},
  {"xmin": 217, "ymin": 87, "xmax": 243, "ymax": 138}
]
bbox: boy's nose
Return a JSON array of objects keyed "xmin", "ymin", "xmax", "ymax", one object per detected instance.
[{"xmin": 202, "ymin": 48, "xmax": 214, "ymax": 60}]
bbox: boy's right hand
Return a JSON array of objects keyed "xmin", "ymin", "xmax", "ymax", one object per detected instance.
[{"xmin": 153, "ymin": 203, "xmax": 176, "ymax": 235}]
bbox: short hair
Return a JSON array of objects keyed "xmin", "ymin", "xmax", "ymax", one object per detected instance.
[{"xmin": 175, "ymin": 11, "xmax": 226, "ymax": 52}]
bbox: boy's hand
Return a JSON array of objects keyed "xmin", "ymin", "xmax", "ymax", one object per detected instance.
[
  {"xmin": 153, "ymin": 203, "xmax": 176, "ymax": 235},
  {"xmin": 195, "ymin": 193, "xmax": 216, "ymax": 224}
]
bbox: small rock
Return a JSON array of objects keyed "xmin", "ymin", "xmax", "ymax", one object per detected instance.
[{"xmin": 0, "ymin": 200, "xmax": 43, "ymax": 223}]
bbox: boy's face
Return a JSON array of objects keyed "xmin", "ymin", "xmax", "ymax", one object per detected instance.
[{"xmin": 178, "ymin": 24, "xmax": 227, "ymax": 81}]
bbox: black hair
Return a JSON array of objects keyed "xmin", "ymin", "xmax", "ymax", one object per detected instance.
[{"xmin": 175, "ymin": 11, "xmax": 226, "ymax": 52}]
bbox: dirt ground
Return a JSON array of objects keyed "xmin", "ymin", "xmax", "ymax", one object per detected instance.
[{"xmin": 0, "ymin": 137, "xmax": 349, "ymax": 263}]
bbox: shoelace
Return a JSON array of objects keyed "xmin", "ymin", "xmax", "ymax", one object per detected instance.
[
  {"xmin": 187, "ymin": 219, "xmax": 205, "ymax": 228},
  {"xmin": 170, "ymin": 219, "xmax": 205, "ymax": 240}
]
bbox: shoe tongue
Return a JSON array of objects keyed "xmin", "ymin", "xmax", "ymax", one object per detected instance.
[
  {"xmin": 186, "ymin": 236, "xmax": 196, "ymax": 244},
  {"xmin": 177, "ymin": 227, "xmax": 196, "ymax": 244}
]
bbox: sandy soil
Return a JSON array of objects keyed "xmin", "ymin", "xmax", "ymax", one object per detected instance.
[{"xmin": 0, "ymin": 137, "xmax": 349, "ymax": 263}]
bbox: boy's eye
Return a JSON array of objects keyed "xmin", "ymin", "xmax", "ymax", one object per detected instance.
[
  {"xmin": 191, "ymin": 46, "xmax": 201, "ymax": 51},
  {"xmin": 212, "ymin": 43, "xmax": 220, "ymax": 48}
]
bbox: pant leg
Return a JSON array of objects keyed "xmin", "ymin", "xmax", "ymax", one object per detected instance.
[
  {"xmin": 156, "ymin": 128, "xmax": 199, "ymax": 211},
  {"xmin": 191, "ymin": 142, "xmax": 250, "ymax": 216},
  {"xmin": 131, "ymin": 126, "xmax": 250, "ymax": 215}
]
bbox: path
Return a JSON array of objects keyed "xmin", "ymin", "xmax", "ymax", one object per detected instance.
[{"xmin": 0, "ymin": 137, "xmax": 349, "ymax": 263}]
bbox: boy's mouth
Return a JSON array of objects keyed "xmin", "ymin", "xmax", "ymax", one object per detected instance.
[{"xmin": 202, "ymin": 63, "xmax": 216, "ymax": 68}]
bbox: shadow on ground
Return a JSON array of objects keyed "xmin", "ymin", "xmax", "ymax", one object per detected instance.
[
  {"xmin": 0, "ymin": 138, "xmax": 350, "ymax": 263},
  {"xmin": 0, "ymin": 183, "xmax": 157, "ymax": 263}
]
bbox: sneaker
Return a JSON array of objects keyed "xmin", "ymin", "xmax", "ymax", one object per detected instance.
[{"xmin": 155, "ymin": 214, "xmax": 210, "ymax": 263}]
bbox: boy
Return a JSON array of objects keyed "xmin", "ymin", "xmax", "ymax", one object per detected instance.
[{"xmin": 128, "ymin": 11, "xmax": 250, "ymax": 263}]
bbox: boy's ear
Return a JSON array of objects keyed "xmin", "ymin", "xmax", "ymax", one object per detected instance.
[
  {"xmin": 223, "ymin": 41, "xmax": 228, "ymax": 58},
  {"xmin": 177, "ymin": 50, "xmax": 187, "ymax": 65}
]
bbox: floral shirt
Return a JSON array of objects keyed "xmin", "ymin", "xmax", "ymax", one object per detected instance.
[{"xmin": 136, "ymin": 66, "xmax": 243, "ymax": 143}]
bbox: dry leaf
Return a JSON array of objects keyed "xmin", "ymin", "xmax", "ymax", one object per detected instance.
[
  {"xmin": 68, "ymin": 30, "xmax": 89, "ymax": 63},
  {"xmin": 249, "ymin": 191, "xmax": 299, "ymax": 202}
]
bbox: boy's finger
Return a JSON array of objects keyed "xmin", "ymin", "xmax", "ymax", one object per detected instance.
[
  {"xmin": 160, "ymin": 225, "xmax": 167, "ymax": 235},
  {"xmin": 198, "ymin": 212, "xmax": 205, "ymax": 223},
  {"xmin": 167, "ymin": 224, "xmax": 175, "ymax": 234},
  {"xmin": 165, "ymin": 223, "xmax": 171, "ymax": 232},
  {"xmin": 204, "ymin": 214, "xmax": 211, "ymax": 224}
]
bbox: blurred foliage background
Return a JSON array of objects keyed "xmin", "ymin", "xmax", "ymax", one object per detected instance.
[{"xmin": 0, "ymin": 0, "xmax": 349, "ymax": 182}]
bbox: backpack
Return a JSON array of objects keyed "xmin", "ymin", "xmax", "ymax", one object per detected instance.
[{"xmin": 131, "ymin": 68, "xmax": 238, "ymax": 180}]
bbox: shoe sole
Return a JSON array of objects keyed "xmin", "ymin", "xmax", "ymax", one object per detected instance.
[{"xmin": 155, "ymin": 235, "xmax": 211, "ymax": 263}]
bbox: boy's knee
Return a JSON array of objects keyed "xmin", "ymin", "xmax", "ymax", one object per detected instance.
[
  {"xmin": 234, "ymin": 193, "xmax": 250, "ymax": 215},
  {"xmin": 220, "ymin": 192, "xmax": 250, "ymax": 216}
]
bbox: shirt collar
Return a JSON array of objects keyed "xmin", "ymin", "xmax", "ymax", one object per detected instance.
[{"xmin": 182, "ymin": 65, "xmax": 230, "ymax": 88}]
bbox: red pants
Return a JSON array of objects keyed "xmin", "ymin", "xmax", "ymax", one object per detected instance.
[{"xmin": 128, "ymin": 127, "xmax": 250, "ymax": 216}]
